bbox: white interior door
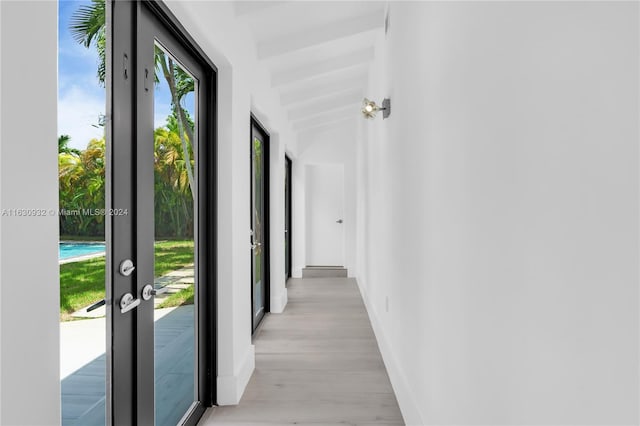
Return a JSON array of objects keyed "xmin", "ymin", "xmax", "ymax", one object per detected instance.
[{"xmin": 306, "ymin": 164, "xmax": 345, "ymax": 266}]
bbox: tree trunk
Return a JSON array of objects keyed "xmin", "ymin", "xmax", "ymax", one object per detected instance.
[{"xmin": 160, "ymin": 55, "xmax": 195, "ymax": 201}]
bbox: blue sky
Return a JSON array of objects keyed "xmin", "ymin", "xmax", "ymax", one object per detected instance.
[
  {"xmin": 58, "ymin": 0, "xmax": 105, "ymax": 150},
  {"xmin": 59, "ymin": 0, "xmax": 186, "ymax": 150}
]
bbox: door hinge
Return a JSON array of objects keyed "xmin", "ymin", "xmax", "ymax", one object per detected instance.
[{"xmin": 123, "ymin": 53, "xmax": 129, "ymax": 80}]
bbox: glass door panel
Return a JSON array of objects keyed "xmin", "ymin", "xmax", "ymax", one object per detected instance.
[
  {"xmin": 152, "ymin": 44, "xmax": 198, "ymax": 426},
  {"xmin": 251, "ymin": 124, "xmax": 268, "ymax": 331}
]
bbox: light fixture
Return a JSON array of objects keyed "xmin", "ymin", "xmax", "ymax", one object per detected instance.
[{"xmin": 361, "ymin": 98, "xmax": 391, "ymax": 119}]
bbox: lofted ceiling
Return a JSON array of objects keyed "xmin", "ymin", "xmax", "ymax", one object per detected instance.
[{"xmin": 234, "ymin": 1, "xmax": 386, "ymax": 134}]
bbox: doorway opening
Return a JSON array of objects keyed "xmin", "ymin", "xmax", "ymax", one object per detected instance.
[
  {"xmin": 58, "ymin": 1, "xmax": 218, "ymax": 424},
  {"xmin": 58, "ymin": 1, "xmax": 107, "ymax": 424}
]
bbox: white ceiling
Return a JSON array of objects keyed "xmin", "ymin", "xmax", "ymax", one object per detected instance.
[{"xmin": 234, "ymin": 1, "xmax": 386, "ymax": 133}]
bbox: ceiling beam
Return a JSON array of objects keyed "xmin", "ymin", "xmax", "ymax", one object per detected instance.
[
  {"xmin": 296, "ymin": 116, "xmax": 355, "ymax": 135},
  {"xmin": 234, "ymin": 1, "xmax": 290, "ymax": 17},
  {"xmin": 288, "ymin": 90, "xmax": 362, "ymax": 121},
  {"xmin": 292, "ymin": 105, "xmax": 357, "ymax": 131},
  {"xmin": 280, "ymin": 74, "xmax": 366, "ymax": 106},
  {"xmin": 297, "ymin": 117, "xmax": 356, "ymax": 137},
  {"xmin": 257, "ymin": 12, "xmax": 383, "ymax": 60},
  {"xmin": 271, "ymin": 47, "xmax": 374, "ymax": 87}
]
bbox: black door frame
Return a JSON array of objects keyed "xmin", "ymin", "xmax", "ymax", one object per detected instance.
[
  {"xmin": 285, "ymin": 154, "xmax": 292, "ymax": 280},
  {"xmin": 250, "ymin": 114, "xmax": 270, "ymax": 332},
  {"xmin": 108, "ymin": 1, "xmax": 218, "ymax": 424}
]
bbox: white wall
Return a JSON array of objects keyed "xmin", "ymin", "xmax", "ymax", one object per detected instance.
[
  {"xmin": 359, "ymin": 2, "xmax": 639, "ymax": 425},
  {"xmin": 295, "ymin": 121, "xmax": 357, "ymax": 276},
  {"xmin": 0, "ymin": 2, "xmax": 60, "ymax": 425},
  {"xmin": 268, "ymin": 131, "xmax": 288, "ymax": 313},
  {"xmin": 164, "ymin": 0, "xmax": 297, "ymax": 404},
  {"xmin": 292, "ymin": 154, "xmax": 306, "ymax": 277}
]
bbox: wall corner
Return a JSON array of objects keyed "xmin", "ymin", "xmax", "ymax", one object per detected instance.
[{"xmin": 216, "ymin": 344, "xmax": 255, "ymax": 405}]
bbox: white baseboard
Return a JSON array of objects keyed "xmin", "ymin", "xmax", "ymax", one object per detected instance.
[
  {"xmin": 216, "ymin": 344, "xmax": 255, "ymax": 405},
  {"xmin": 293, "ymin": 266, "xmax": 303, "ymax": 278},
  {"xmin": 355, "ymin": 278, "xmax": 426, "ymax": 426},
  {"xmin": 270, "ymin": 288, "xmax": 288, "ymax": 313}
]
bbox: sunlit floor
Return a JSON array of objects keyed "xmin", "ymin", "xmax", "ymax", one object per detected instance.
[
  {"xmin": 60, "ymin": 306, "xmax": 194, "ymax": 426},
  {"xmin": 200, "ymin": 277, "xmax": 404, "ymax": 426}
]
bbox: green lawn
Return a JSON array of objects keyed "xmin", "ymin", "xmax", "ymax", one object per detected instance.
[
  {"xmin": 59, "ymin": 240, "xmax": 194, "ymax": 321},
  {"xmin": 157, "ymin": 286, "xmax": 194, "ymax": 309},
  {"xmin": 60, "ymin": 235, "xmax": 105, "ymax": 242}
]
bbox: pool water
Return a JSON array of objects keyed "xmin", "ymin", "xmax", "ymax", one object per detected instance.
[{"xmin": 59, "ymin": 242, "xmax": 106, "ymax": 260}]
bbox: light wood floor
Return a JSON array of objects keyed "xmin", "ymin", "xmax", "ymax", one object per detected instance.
[{"xmin": 200, "ymin": 277, "xmax": 404, "ymax": 426}]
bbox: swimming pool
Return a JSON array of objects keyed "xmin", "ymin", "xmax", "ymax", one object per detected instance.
[{"xmin": 59, "ymin": 242, "xmax": 106, "ymax": 260}]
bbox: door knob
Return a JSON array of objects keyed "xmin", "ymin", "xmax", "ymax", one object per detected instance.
[
  {"xmin": 141, "ymin": 284, "xmax": 168, "ymax": 301},
  {"xmin": 336, "ymin": 219, "xmax": 343, "ymax": 224},
  {"xmin": 119, "ymin": 293, "xmax": 140, "ymax": 313}
]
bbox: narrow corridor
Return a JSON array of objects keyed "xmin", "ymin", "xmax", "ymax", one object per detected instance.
[
  {"xmin": 2, "ymin": 2, "xmax": 636, "ymax": 424},
  {"xmin": 201, "ymin": 277, "xmax": 404, "ymax": 425}
]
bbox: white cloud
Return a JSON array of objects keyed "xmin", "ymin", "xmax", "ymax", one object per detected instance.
[
  {"xmin": 58, "ymin": 73, "xmax": 100, "ymax": 96},
  {"xmin": 58, "ymin": 85, "xmax": 178, "ymax": 151},
  {"xmin": 58, "ymin": 85, "xmax": 105, "ymax": 149}
]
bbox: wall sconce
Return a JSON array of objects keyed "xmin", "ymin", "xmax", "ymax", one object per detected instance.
[{"xmin": 361, "ymin": 98, "xmax": 391, "ymax": 119}]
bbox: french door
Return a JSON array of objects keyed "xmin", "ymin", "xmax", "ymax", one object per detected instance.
[
  {"xmin": 250, "ymin": 118, "xmax": 270, "ymax": 332},
  {"xmin": 284, "ymin": 155, "xmax": 292, "ymax": 280},
  {"xmin": 108, "ymin": 1, "xmax": 216, "ymax": 425}
]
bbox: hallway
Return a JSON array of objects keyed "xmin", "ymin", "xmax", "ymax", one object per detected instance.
[
  {"xmin": 201, "ymin": 277, "xmax": 403, "ymax": 425},
  {"xmin": 0, "ymin": 1, "xmax": 637, "ymax": 424}
]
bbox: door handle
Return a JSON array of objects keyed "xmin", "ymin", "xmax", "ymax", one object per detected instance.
[
  {"xmin": 119, "ymin": 293, "xmax": 140, "ymax": 314},
  {"xmin": 251, "ymin": 242, "xmax": 262, "ymax": 250},
  {"xmin": 141, "ymin": 284, "xmax": 168, "ymax": 301},
  {"xmin": 86, "ymin": 299, "xmax": 106, "ymax": 312},
  {"xmin": 336, "ymin": 219, "xmax": 343, "ymax": 224}
]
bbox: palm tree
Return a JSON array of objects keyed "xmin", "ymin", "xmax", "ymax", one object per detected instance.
[
  {"xmin": 154, "ymin": 125, "xmax": 194, "ymax": 238},
  {"xmin": 156, "ymin": 48, "xmax": 196, "ymax": 198},
  {"xmin": 70, "ymin": 1, "xmax": 195, "ymax": 199},
  {"xmin": 58, "ymin": 135, "xmax": 81, "ymax": 155},
  {"xmin": 69, "ymin": 0, "xmax": 106, "ymax": 85},
  {"xmin": 58, "ymin": 138, "xmax": 107, "ymax": 236}
]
